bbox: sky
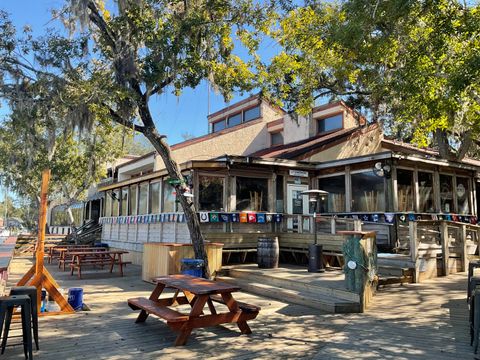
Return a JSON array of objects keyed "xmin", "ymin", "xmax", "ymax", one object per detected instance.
[{"xmin": 0, "ymin": 0, "xmax": 278, "ymax": 145}]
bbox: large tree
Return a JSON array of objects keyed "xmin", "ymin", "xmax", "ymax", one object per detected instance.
[{"xmin": 263, "ymin": 0, "xmax": 480, "ymax": 160}]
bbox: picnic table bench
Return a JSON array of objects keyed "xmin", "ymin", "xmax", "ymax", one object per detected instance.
[
  {"xmin": 69, "ymin": 250, "xmax": 130, "ymax": 279},
  {"xmin": 128, "ymin": 274, "xmax": 260, "ymax": 346},
  {"xmin": 57, "ymin": 246, "xmax": 108, "ymax": 270},
  {"xmin": 47, "ymin": 244, "xmax": 92, "ymax": 265}
]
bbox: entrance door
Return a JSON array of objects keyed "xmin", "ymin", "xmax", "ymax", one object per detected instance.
[{"xmin": 287, "ymin": 184, "xmax": 309, "ymax": 231}]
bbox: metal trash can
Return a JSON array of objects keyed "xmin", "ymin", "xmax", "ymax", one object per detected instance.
[
  {"xmin": 180, "ymin": 259, "xmax": 204, "ymax": 277},
  {"xmin": 308, "ymin": 244, "xmax": 325, "ymax": 273}
]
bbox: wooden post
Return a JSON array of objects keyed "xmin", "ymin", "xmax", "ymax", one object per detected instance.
[
  {"xmin": 330, "ymin": 217, "xmax": 336, "ymax": 235},
  {"xmin": 440, "ymin": 221, "xmax": 449, "ymax": 276},
  {"xmin": 354, "ymin": 219, "xmax": 362, "ymax": 232},
  {"xmin": 297, "ymin": 215, "xmax": 303, "ymax": 234},
  {"xmin": 460, "ymin": 224, "xmax": 468, "ymax": 273},
  {"xmin": 409, "ymin": 221, "xmax": 419, "ymax": 282}
]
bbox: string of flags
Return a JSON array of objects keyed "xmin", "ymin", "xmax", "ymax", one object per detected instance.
[
  {"xmin": 337, "ymin": 213, "xmax": 478, "ymax": 225},
  {"xmin": 99, "ymin": 212, "xmax": 284, "ymax": 225}
]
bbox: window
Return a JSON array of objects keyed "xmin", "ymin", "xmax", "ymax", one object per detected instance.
[
  {"xmin": 129, "ymin": 185, "xmax": 137, "ymax": 215},
  {"xmin": 456, "ymin": 177, "xmax": 470, "ymax": 214},
  {"xmin": 163, "ymin": 180, "xmax": 176, "ymax": 212},
  {"xmin": 318, "ymin": 175, "xmax": 346, "ymax": 212},
  {"xmin": 440, "ymin": 174, "xmax": 453, "ymax": 213},
  {"xmin": 244, "ymin": 106, "xmax": 261, "ymax": 122},
  {"xmin": 212, "ymin": 120, "xmax": 226, "ymax": 132},
  {"xmin": 227, "ymin": 113, "xmax": 242, "ymax": 127},
  {"xmin": 120, "ymin": 187, "xmax": 128, "ymax": 215},
  {"xmin": 351, "ymin": 171, "xmax": 385, "ymax": 212},
  {"xmin": 397, "ymin": 169, "xmax": 414, "ymax": 212},
  {"xmin": 418, "ymin": 172, "xmax": 434, "ymax": 212},
  {"xmin": 317, "ymin": 114, "xmax": 343, "ymax": 133},
  {"xmin": 236, "ymin": 177, "xmax": 268, "ymax": 211},
  {"xmin": 105, "ymin": 191, "xmax": 112, "ymax": 217},
  {"xmin": 271, "ymin": 132, "xmax": 283, "ymax": 146},
  {"xmin": 276, "ymin": 175, "xmax": 284, "ymax": 213},
  {"xmin": 150, "ymin": 181, "xmax": 161, "ymax": 213},
  {"xmin": 138, "ymin": 182, "xmax": 149, "ymax": 215},
  {"xmin": 112, "ymin": 189, "xmax": 120, "ymax": 216},
  {"xmin": 199, "ymin": 176, "xmax": 224, "ymax": 211}
]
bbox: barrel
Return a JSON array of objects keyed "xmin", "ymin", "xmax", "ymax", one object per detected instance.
[
  {"xmin": 180, "ymin": 258, "xmax": 204, "ymax": 277},
  {"xmin": 257, "ymin": 237, "xmax": 279, "ymax": 268},
  {"xmin": 68, "ymin": 288, "xmax": 83, "ymax": 311}
]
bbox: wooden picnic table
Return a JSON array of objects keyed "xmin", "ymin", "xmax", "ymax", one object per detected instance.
[
  {"xmin": 47, "ymin": 244, "xmax": 92, "ymax": 264},
  {"xmin": 69, "ymin": 250, "xmax": 130, "ymax": 279},
  {"xmin": 128, "ymin": 274, "xmax": 260, "ymax": 346},
  {"xmin": 56, "ymin": 246, "xmax": 108, "ymax": 270}
]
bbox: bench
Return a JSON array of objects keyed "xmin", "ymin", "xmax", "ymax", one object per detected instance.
[
  {"xmin": 209, "ymin": 294, "xmax": 261, "ymax": 314},
  {"xmin": 69, "ymin": 251, "xmax": 130, "ymax": 278},
  {"xmin": 128, "ymin": 297, "xmax": 189, "ymax": 322}
]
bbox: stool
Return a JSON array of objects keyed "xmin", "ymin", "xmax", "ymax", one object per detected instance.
[
  {"xmin": 10, "ymin": 286, "xmax": 39, "ymax": 350},
  {"xmin": 474, "ymin": 288, "xmax": 480, "ymax": 353},
  {"xmin": 470, "ymin": 276, "xmax": 480, "ymax": 304},
  {"xmin": 0, "ymin": 295, "xmax": 33, "ymax": 359},
  {"xmin": 468, "ymin": 260, "xmax": 480, "ymax": 301}
]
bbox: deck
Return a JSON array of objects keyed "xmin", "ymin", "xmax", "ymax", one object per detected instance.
[{"xmin": 3, "ymin": 256, "xmax": 473, "ymax": 359}]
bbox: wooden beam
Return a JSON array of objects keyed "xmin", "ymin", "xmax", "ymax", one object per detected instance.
[
  {"xmin": 409, "ymin": 221, "xmax": 419, "ymax": 283},
  {"xmin": 460, "ymin": 224, "xmax": 468, "ymax": 273},
  {"xmin": 440, "ymin": 221, "xmax": 449, "ymax": 276}
]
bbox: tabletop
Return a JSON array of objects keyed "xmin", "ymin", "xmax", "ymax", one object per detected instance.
[
  {"xmin": 68, "ymin": 250, "xmax": 128, "ymax": 256},
  {"xmin": 152, "ymin": 274, "xmax": 240, "ymax": 295}
]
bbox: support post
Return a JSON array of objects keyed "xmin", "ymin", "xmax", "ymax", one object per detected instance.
[
  {"xmin": 440, "ymin": 221, "xmax": 449, "ymax": 276},
  {"xmin": 460, "ymin": 224, "xmax": 468, "ymax": 273},
  {"xmin": 409, "ymin": 221, "xmax": 419, "ymax": 282},
  {"xmin": 330, "ymin": 217, "xmax": 336, "ymax": 235}
]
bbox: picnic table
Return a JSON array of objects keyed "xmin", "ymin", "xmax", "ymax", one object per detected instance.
[
  {"xmin": 47, "ymin": 244, "xmax": 92, "ymax": 265},
  {"xmin": 56, "ymin": 246, "xmax": 108, "ymax": 270},
  {"xmin": 69, "ymin": 250, "xmax": 130, "ymax": 279},
  {"xmin": 128, "ymin": 274, "xmax": 260, "ymax": 346}
]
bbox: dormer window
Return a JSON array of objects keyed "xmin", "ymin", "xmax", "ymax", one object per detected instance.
[
  {"xmin": 227, "ymin": 113, "xmax": 242, "ymax": 127},
  {"xmin": 244, "ymin": 106, "xmax": 261, "ymax": 122},
  {"xmin": 317, "ymin": 113, "xmax": 343, "ymax": 134},
  {"xmin": 212, "ymin": 120, "xmax": 226, "ymax": 132},
  {"xmin": 211, "ymin": 105, "xmax": 261, "ymax": 133}
]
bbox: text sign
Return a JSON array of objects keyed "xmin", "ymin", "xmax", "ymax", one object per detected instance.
[{"xmin": 289, "ymin": 170, "xmax": 309, "ymax": 178}]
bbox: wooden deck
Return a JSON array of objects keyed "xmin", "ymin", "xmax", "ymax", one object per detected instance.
[{"xmin": 3, "ymin": 256, "xmax": 473, "ymax": 359}]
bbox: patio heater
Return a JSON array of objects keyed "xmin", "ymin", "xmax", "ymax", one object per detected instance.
[{"xmin": 301, "ymin": 190, "xmax": 329, "ymax": 273}]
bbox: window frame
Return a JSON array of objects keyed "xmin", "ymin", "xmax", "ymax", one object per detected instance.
[
  {"xmin": 316, "ymin": 112, "xmax": 344, "ymax": 134},
  {"xmin": 149, "ymin": 180, "xmax": 162, "ymax": 214}
]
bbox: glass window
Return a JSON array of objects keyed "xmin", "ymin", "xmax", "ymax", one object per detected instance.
[
  {"xmin": 236, "ymin": 177, "xmax": 268, "ymax": 211},
  {"xmin": 163, "ymin": 180, "xmax": 176, "ymax": 212},
  {"xmin": 276, "ymin": 175, "xmax": 284, "ymax": 213},
  {"xmin": 138, "ymin": 182, "xmax": 149, "ymax": 215},
  {"xmin": 105, "ymin": 191, "xmax": 112, "ymax": 217},
  {"xmin": 212, "ymin": 120, "xmax": 226, "ymax": 132},
  {"xmin": 318, "ymin": 175, "xmax": 346, "ymax": 212},
  {"xmin": 271, "ymin": 132, "xmax": 283, "ymax": 146},
  {"xmin": 318, "ymin": 114, "xmax": 343, "ymax": 133},
  {"xmin": 227, "ymin": 113, "xmax": 242, "ymax": 127},
  {"xmin": 351, "ymin": 171, "xmax": 385, "ymax": 212},
  {"xmin": 456, "ymin": 177, "xmax": 470, "ymax": 214},
  {"xmin": 112, "ymin": 189, "xmax": 120, "ymax": 216},
  {"xmin": 244, "ymin": 106, "xmax": 261, "ymax": 122},
  {"xmin": 129, "ymin": 185, "xmax": 137, "ymax": 215},
  {"xmin": 120, "ymin": 187, "xmax": 128, "ymax": 215},
  {"xmin": 440, "ymin": 174, "xmax": 453, "ymax": 213},
  {"xmin": 150, "ymin": 181, "xmax": 161, "ymax": 213},
  {"xmin": 199, "ymin": 176, "xmax": 224, "ymax": 211},
  {"xmin": 418, "ymin": 172, "xmax": 434, "ymax": 212},
  {"xmin": 397, "ymin": 169, "xmax": 414, "ymax": 212}
]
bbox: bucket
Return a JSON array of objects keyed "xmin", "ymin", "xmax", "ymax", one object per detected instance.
[
  {"xmin": 180, "ymin": 259, "xmax": 204, "ymax": 277},
  {"xmin": 68, "ymin": 288, "xmax": 83, "ymax": 311},
  {"xmin": 257, "ymin": 237, "xmax": 279, "ymax": 269}
]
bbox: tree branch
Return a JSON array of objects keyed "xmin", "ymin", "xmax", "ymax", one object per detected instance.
[
  {"xmin": 104, "ymin": 103, "xmax": 145, "ymax": 133},
  {"xmin": 86, "ymin": 1, "xmax": 117, "ymax": 51}
]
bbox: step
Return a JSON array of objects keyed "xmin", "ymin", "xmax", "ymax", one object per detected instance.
[
  {"xmin": 217, "ymin": 276, "xmax": 360, "ymax": 313},
  {"xmin": 228, "ymin": 268, "xmax": 359, "ymax": 303},
  {"xmin": 377, "ymin": 275, "xmax": 414, "ymax": 287},
  {"xmin": 377, "ymin": 255, "xmax": 415, "ymax": 268},
  {"xmin": 378, "ymin": 265, "xmax": 411, "ymax": 277}
]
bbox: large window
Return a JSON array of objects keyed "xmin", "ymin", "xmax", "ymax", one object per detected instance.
[
  {"xmin": 397, "ymin": 169, "xmax": 414, "ymax": 212},
  {"xmin": 351, "ymin": 171, "xmax": 385, "ymax": 212},
  {"xmin": 318, "ymin": 114, "xmax": 343, "ymax": 134},
  {"xmin": 212, "ymin": 120, "xmax": 226, "ymax": 132},
  {"xmin": 105, "ymin": 191, "xmax": 112, "ymax": 217},
  {"xmin": 112, "ymin": 189, "xmax": 120, "ymax": 216},
  {"xmin": 163, "ymin": 180, "xmax": 176, "ymax": 212},
  {"xmin": 212, "ymin": 105, "xmax": 261, "ymax": 133},
  {"xmin": 271, "ymin": 132, "xmax": 283, "ymax": 146},
  {"xmin": 138, "ymin": 182, "xmax": 149, "ymax": 215},
  {"xmin": 236, "ymin": 177, "xmax": 268, "ymax": 211},
  {"xmin": 150, "ymin": 181, "xmax": 161, "ymax": 213},
  {"xmin": 418, "ymin": 171, "xmax": 434, "ymax": 212},
  {"xmin": 129, "ymin": 185, "xmax": 137, "ymax": 215},
  {"xmin": 318, "ymin": 175, "xmax": 346, "ymax": 212},
  {"xmin": 199, "ymin": 176, "xmax": 224, "ymax": 211},
  {"xmin": 120, "ymin": 187, "xmax": 128, "ymax": 215},
  {"xmin": 457, "ymin": 177, "xmax": 470, "ymax": 214},
  {"xmin": 244, "ymin": 106, "xmax": 261, "ymax": 122},
  {"xmin": 227, "ymin": 113, "xmax": 242, "ymax": 127},
  {"xmin": 440, "ymin": 174, "xmax": 454, "ymax": 213}
]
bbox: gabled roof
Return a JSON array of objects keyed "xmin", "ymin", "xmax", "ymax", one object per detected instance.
[{"xmin": 249, "ymin": 123, "xmax": 379, "ymax": 160}]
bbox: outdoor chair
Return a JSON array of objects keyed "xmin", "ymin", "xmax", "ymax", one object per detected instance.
[{"xmin": 10, "ymin": 286, "xmax": 39, "ymax": 350}]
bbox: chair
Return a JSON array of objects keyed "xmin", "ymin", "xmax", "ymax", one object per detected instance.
[
  {"xmin": 468, "ymin": 260, "xmax": 480, "ymax": 301},
  {"xmin": 10, "ymin": 286, "xmax": 39, "ymax": 350},
  {"xmin": 0, "ymin": 294, "xmax": 33, "ymax": 359}
]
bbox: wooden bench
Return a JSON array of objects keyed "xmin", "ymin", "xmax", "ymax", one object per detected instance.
[
  {"xmin": 128, "ymin": 297, "xmax": 189, "ymax": 322},
  {"xmin": 69, "ymin": 250, "xmax": 130, "ymax": 278},
  {"xmin": 209, "ymin": 294, "xmax": 261, "ymax": 314}
]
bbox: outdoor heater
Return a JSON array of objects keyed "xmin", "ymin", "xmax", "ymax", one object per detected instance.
[{"xmin": 301, "ymin": 190, "xmax": 329, "ymax": 273}]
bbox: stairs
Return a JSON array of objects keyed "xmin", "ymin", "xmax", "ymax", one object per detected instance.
[{"xmin": 216, "ymin": 265, "xmax": 361, "ymax": 313}]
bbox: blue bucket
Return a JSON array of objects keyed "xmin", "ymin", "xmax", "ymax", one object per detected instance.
[
  {"xmin": 180, "ymin": 259, "xmax": 204, "ymax": 277},
  {"xmin": 68, "ymin": 288, "xmax": 83, "ymax": 311}
]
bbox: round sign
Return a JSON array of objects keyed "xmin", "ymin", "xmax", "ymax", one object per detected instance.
[
  {"xmin": 457, "ymin": 183, "xmax": 466, "ymax": 198},
  {"xmin": 347, "ymin": 260, "xmax": 357, "ymax": 270}
]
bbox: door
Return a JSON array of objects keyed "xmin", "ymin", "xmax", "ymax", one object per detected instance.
[{"xmin": 287, "ymin": 184, "xmax": 309, "ymax": 231}]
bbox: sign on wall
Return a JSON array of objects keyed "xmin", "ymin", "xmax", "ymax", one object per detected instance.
[{"xmin": 289, "ymin": 170, "xmax": 309, "ymax": 178}]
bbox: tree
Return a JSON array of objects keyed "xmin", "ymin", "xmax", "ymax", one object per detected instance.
[
  {"xmin": 50, "ymin": 0, "xmax": 269, "ymax": 274},
  {"xmin": 263, "ymin": 0, "xmax": 480, "ymax": 160}
]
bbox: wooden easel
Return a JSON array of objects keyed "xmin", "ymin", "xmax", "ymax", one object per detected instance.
[{"xmin": 17, "ymin": 169, "xmax": 74, "ymax": 315}]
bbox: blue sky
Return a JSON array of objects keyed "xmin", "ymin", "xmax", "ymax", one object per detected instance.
[{"xmin": 0, "ymin": 1, "xmax": 278, "ymax": 145}]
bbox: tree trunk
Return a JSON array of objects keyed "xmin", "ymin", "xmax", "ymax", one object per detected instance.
[
  {"xmin": 435, "ymin": 129, "xmax": 455, "ymax": 160},
  {"xmin": 143, "ymin": 127, "xmax": 210, "ymax": 278},
  {"xmin": 66, "ymin": 206, "xmax": 75, "ymax": 227}
]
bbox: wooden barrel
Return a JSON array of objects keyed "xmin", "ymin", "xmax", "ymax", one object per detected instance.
[{"xmin": 257, "ymin": 236, "xmax": 279, "ymax": 268}]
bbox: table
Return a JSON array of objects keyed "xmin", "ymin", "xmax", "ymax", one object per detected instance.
[
  {"xmin": 128, "ymin": 274, "xmax": 260, "ymax": 346},
  {"xmin": 69, "ymin": 250, "xmax": 130, "ymax": 279},
  {"xmin": 56, "ymin": 247, "xmax": 107, "ymax": 270}
]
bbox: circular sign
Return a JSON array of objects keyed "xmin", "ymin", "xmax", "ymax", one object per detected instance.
[
  {"xmin": 457, "ymin": 183, "xmax": 466, "ymax": 198},
  {"xmin": 347, "ymin": 260, "xmax": 357, "ymax": 270}
]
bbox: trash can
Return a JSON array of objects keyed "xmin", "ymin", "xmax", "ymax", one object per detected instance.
[
  {"xmin": 180, "ymin": 259, "xmax": 204, "ymax": 277},
  {"xmin": 308, "ymin": 244, "xmax": 325, "ymax": 273},
  {"xmin": 68, "ymin": 288, "xmax": 84, "ymax": 311}
]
